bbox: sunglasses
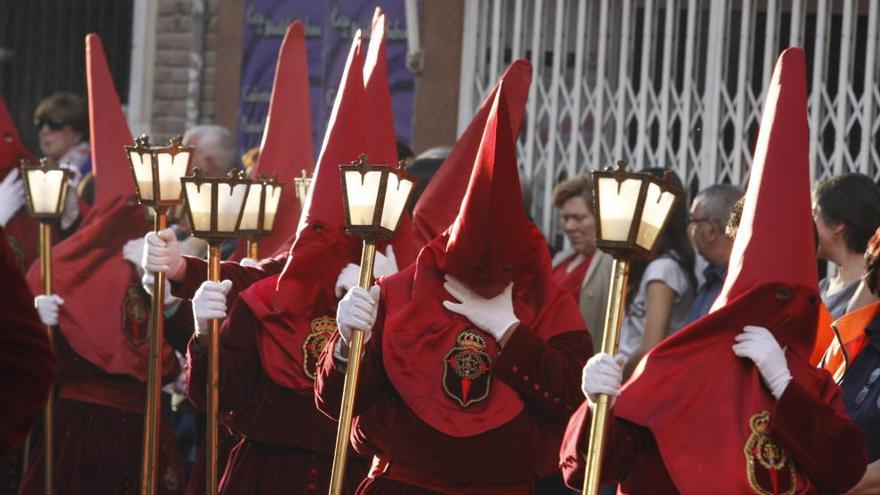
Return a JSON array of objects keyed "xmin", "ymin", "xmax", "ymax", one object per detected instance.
[
  {"xmin": 854, "ymin": 367, "xmax": 880, "ymax": 407},
  {"xmin": 35, "ymin": 118, "xmax": 67, "ymax": 131}
]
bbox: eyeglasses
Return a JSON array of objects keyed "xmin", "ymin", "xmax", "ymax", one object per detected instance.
[
  {"xmin": 854, "ymin": 367, "xmax": 880, "ymax": 407},
  {"xmin": 35, "ymin": 118, "xmax": 67, "ymax": 132},
  {"xmin": 686, "ymin": 216, "xmax": 714, "ymax": 225}
]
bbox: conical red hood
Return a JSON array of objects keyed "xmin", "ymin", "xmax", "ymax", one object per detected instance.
[
  {"xmin": 295, "ymin": 31, "xmax": 365, "ymax": 236},
  {"xmin": 413, "ymin": 60, "xmax": 532, "ymax": 243},
  {"xmin": 362, "ymin": 8, "xmax": 396, "ymax": 165},
  {"xmin": 252, "ymin": 21, "xmax": 313, "ymax": 257},
  {"xmin": 711, "ymin": 47, "xmax": 816, "ymax": 313},
  {"xmin": 86, "ymin": 33, "xmax": 135, "ymax": 207},
  {"xmin": 0, "ymin": 95, "xmax": 34, "ymax": 177},
  {"xmin": 363, "ymin": 7, "xmax": 420, "ymax": 267},
  {"xmin": 440, "ymin": 83, "xmax": 537, "ymax": 298}
]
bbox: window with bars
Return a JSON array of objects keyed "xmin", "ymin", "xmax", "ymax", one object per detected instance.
[
  {"xmin": 0, "ymin": 0, "xmax": 133, "ymax": 152},
  {"xmin": 459, "ymin": 0, "xmax": 880, "ymax": 244}
]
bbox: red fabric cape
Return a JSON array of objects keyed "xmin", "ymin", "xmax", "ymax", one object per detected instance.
[
  {"xmin": 240, "ymin": 226, "xmax": 360, "ymax": 392},
  {"xmin": 613, "ymin": 283, "xmax": 825, "ymax": 493},
  {"xmin": 379, "ymin": 228, "xmax": 585, "ymax": 437},
  {"xmin": 25, "ymin": 198, "xmax": 177, "ymax": 381},
  {"xmin": 1, "ymin": 96, "xmax": 39, "ymax": 271}
]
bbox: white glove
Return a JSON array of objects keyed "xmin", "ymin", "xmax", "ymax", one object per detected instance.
[
  {"xmin": 59, "ymin": 182, "xmax": 79, "ymax": 230},
  {"xmin": 441, "ymin": 274, "xmax": 520, "ymax": 342},
  {"xmin": 122, "ymin": 237, "xmax": 146, "ymax": 277},
  {"xmin": 336, "ymin": 285, "xmax": 380, "ymax": 345},
  {"xmin": 192, "ymin": 280, "xmax": 233, "ymax": 335},
  {"xmin": 239, "ymin": 257, "xmax": 259, "ymax": 268},
  {"xmin": 334, "ymin": 247, "xmax": 400, "ymax": 298},
  {"xmin": 733, "ymin": 325, "xmax": 792, "ymax": 400},
  {"xmin": 34, "ymin": 294, "xmax": 64, "ymax": 326},
  {"xmin": 581, "ymin": 353, "xmax": 626, "ymax": 409},
  {"xmin": 335, "ymin": 263, "xmax": 361, "ymax": 298},
  {"xmin": 141, "ymin": 272, "xmax": 182, "ymax": 307},
  {"xmin": 0, "ymin": 169, "xmax": 25, "ymax": 227},
  {"xmin": 373, "ymin": 245, "xmax": 398, "ymax": 279},
  {"xmin": 143, "ymin": 228, "xmax": 185, "ymax": 279}
]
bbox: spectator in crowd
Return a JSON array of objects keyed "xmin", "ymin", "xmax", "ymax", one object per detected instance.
[
  {"xmin": 619, "ymin": 168, "xmax": 696, "ymax": 378},
  {"xmin": 550, "ymin": 174, "xmax": 613, "ymax": 353},
  {"xmin": 183, "ymin": 125, "xmax": 237, "ymax": 177},
  {"xmin": 34, "ymin": 92, "xmax": 91, "ymax": 233},
  {"xmin": 686, "ymin": 184, "xmax": 740, "ymax": 323},
  {"xmin": 813, "ymin": 173, "xmax": 880, "ymax": 318},
  {"xmin": 179, "ymin": 125, "xmax": 238, "ymax": 258},
  {"xmin": 821, "ymin": 228, "xmax": 880, "ymax": 494}
]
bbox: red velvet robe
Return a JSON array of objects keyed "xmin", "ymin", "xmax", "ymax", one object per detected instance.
[
  {"xmin": 0, "ymin": 227, "xmax": 56, "ymax": 454},
  {"xmin": 559, "ymin": 354, "xmax": 867, "ymax": 494},
  {"xmin": 185, "ymin": 298, "xmax": 366, "ymax": 494},
  {"xmin": 18, "ymin": 302, "xmax": 193, "ymax": 495},
  {"xmin": 170, "ymin": 254, "xmax": 287, "ymax": 302},
  {"xmin": 169, "ymin": 253, "xmax": 287, "ymax": 495},
  {"xmin": 314, "ymin": 310, "xmax": 591, "ymax": 494}
]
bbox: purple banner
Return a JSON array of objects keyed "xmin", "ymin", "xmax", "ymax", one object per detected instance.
[{"xmin": 236, "ymin": 0, "xmax": 413, "ymax": 162}]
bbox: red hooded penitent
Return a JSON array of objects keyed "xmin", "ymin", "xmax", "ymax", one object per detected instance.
[
  {"xmin": 26, "ymin": 34, "xmax": 176, "ymax": 381},
  {"xmin": 379, "ymin": 82, "xmax": 585, "ymax": 437},
  {"xmin": 0, "ymin": 94, "xmax": 39, "ymax": 271}
]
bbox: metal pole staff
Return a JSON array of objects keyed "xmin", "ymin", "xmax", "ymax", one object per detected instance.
[
  {"xmin": 328, "ymin": 239, "xmax": 376, "ymax": 495},
  {"xmin": 582, "ymin": 258, "xmax": 630, "ymax": 495}
]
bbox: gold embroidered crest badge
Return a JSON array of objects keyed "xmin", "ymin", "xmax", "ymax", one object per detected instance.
[
  {"xmin": 302, "ymin": 316, "xmax": 337, "ymax": 380},
  {"xmin": 122, "ymin": 284, "xmax": 149, "ymax": 345},
  {"xmin": 744, "ymin": 411, "xmax": 796, "ymax": 495},
  {"xmin": 443, "ymin": 330, "xmax": 493, "ymax": 408}
]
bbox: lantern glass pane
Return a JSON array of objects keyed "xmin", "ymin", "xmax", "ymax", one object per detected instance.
[
  {"xmin": 295, "ymin": 178, "xmax": 311, "ymax": 208},
  {"xmin": 157, "ymin": 151, "xmax": 189, "ymax": 202},
  {"xmin": 217, "ymin": 182, "xmax": 249, "ymax": 233},
  {"xmin": 130, "ymin": 151, "xmax": 154, "ymax": 201},
  {"xmin": 636, "ymin": 182, "xmax": 676, "ymax": 250},
  {"xmin": 239, "ymin": 183, "xmax": 263, "ymax": 231},
  {"xmin": 27, "ymin": 169, "xmax": 67, "ymax": 214},
  {"xmin": 380, "ymin": 174, "xmax": 414, "ymax": 230},
  {"xmin": 344, "ymin": 170, "xmax": 381, "ymax": 226},
  {"xmin": 185, "ymin": 182, "xmax": 213, "ymax": 232},
  {"xmin": 597, "ymin": 176, "xmax": 641, "ymax": 242},
  {"xmin": 263, "ymin": 184, "xmax": 282, "ymax": 230}
]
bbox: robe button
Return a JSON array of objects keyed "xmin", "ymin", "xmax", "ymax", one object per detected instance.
[
  {"xmin": 533, "ymin": 384, "xmax": 540, "ymax": 390},
  {"xmin": 523, "ymin": 375, "xmax": 530, "ymax": 382},
  {"xmin": 543, "ymin": 392, "xmax": 550, "ymax": 398},
  {"xmin": 511, "ymin": 366, "xmax": 519, "ymax": 373},
  {"xmin": 553, "ymin": 397, "xmax": 561, "ymax": 404}
]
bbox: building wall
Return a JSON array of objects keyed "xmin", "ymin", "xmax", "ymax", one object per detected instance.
[
  {"xmin": 410, "ymin": 0, "xmax": 466, "ymax": 154},
  {"xmin": 148, "ymin": 0, "xmax": 464, "ymax": 156},
  {"xmin": 149, "ymin": 0, "xmax": 242, "ymax": 142}
]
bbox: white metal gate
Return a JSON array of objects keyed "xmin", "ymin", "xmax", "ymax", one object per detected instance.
[{"xmin": 458, "ymin": 0, "xmax": 880, "ymax": 240}]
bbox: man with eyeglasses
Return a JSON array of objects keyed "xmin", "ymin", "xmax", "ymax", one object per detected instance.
[{"xmin": 685, "ymin": 184, "xmax": 740, "ymax": 323}]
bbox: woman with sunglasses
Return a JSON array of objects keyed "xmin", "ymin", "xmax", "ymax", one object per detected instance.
[{"xmin": 33, "ymin": 92, "xmax": 91, "ymax": 233}]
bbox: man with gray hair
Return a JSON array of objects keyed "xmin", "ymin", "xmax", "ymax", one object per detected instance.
[
  {"xmin": 183, "ymin": 124, "xmax": 236, "ymax": 177},
  {"xmin": 686, "ymin": 183, "xmax": 741, "ymax": 322}
]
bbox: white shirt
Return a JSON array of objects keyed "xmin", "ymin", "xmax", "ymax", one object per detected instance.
[{"xmin": 618, "ymin": 256, "xmax": 693, "ymax": 360}]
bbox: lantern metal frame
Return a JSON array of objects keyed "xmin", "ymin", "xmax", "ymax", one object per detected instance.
[
  {"xmin": 591, "ymin": 160, "xmax": 682, "ymax": 260},
  {"xmin": 125, "ymin": 134, "xmax": 195, "ymax": 208},
  {"xmin": 339, "ymin": 154, "xmax": 418, "ymax": 241},
  {"xmin": 180, "ymin": 168, "xmax": 252, "ymax": 243},
  {"xmin": 237, "ymin": 174, "xmax": 283, "ymax": 239},
  {"xmin": 20, "ymin": 157, "xmax": 71, "ymax": 220}
]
